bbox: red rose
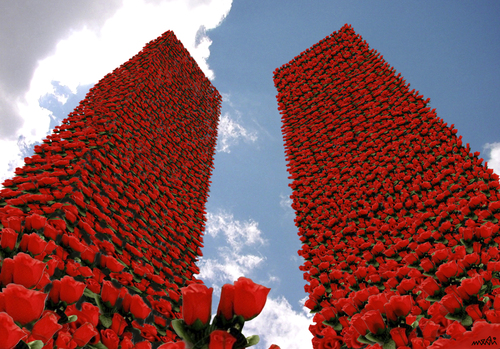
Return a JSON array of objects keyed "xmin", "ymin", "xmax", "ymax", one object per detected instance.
[
  {"xmin": 66, "ymin": 303, "xmax": 100, "ymax": 327},
  {"xmin": 446, "ymin": 320, "xmax": 466, "ymax": 340},
  {"xmin": 101, "ymin": 280, "xmax": 121, "ymax": 306},
  {"xmin": 385, "ymin": 295, "xmax": 412, "ymax": 321},
  {"xmin": 233, "ymin": 277, "xmax": 270, "ymax": 320},
  {"xmin": 31, "ymin": 312, "xmax": 62, "ymax": 342},
  {"xmin": 0, "ymin": 312, "xmax": 28, "ymax": 349},
  {"xmin": 59, "ymin": 276, "xmax": 86, "ymax": 304},
  {"xmin": 457, "ymin": 275, "xmax": 483, "ymax": 299},
  {"xmin": 440, "ymin": 294, "xmax": 463, "ymax": 314},
  {"xmin": 71, "ymin": 322, "xmax": 98, "ymax": 346},
  {"xmin": 55, "ymin": 330, "xmax": 77, "ymax": 348},
  {"xmin": 362, "ymin": 310, "xmax": 386, "ymax": 334},
  {"xmin": 130, "ymin": 294, "xmax": 151, "ymax": 319},
  {"xmin": 436, "ymin": 260, "xmax": 461, "ymax": 283},
  {"xmin": 86, "ymin": 278, "xmax": 101, "ymax": 294},
  {"xmin": 421, "ymin": 320, "xmax": 440, "ymax": 341},
  {"xmin": 420, "ymin": 277, "xmax": 441, "ymax": 297},
  {"xmin": 181, "ymin": 283, "xmax": 213, "ymax": 326},
  {"xmin": 0, "ymin": 258, "xmax": 14, "ymax": 286},
  {"xmin": 0, "ymin": 228, "xmax": 18, "ymax": 250},
  {"xmin": 3, "ymin": 283, "xmax": 47, "ymax": 325},
  {"xmin": 209, "ymin": 329, "xmax": 237, "ymax": 349},
  {"xmin": 111, "ymin": 313, "xmax": 127, "ymax": 336},
  {"xmin": 101, "ymin": 329, "xmax": 120, "ymax": 349},
  {"xmin": 390, "ymin": 327, "xmax": 408, "ymax": 347},
  {"xmin": 19, "ymin": 233, "xmax": 47, "ymax": 255},
  {"xmin": 351, "ymin": 313, "xmax": 368, "ymax": 336},
  {"xmin": 10, "ymin": 253, "xmax": 46, "ymax": 288},
  {"xmin": 25, "ymin": 213, "xmax": 47, "ymax": 230},
  {"xmin": 466, "ymin": 304, "xmax": 483, "ymax": 320},
  {"xmin": 152, "ymin": 298, "xmax": 173, "ymax": 317},
  {"xmin": 217, "ymin": 283, "xmax": 235, "ymax": 320}
]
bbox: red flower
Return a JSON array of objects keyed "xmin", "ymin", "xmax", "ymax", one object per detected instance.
[
  {"xmin": 2, "ymin": 283, "xmax": 47, "ymax": 325},
  {"xmin": 446, "ymin": 320, "xmax": 466, "ymax": 340},
  {"xmin": 72, "ymin": 322, "xmax": 98, "ymax": 346},
  {"xmin": 0, "ymin": 312, "xmax": 28, "ymax": 349},
  {"xmin": 457, "ymin": 275, "xmax": 483, "ymax": 299},
  {"xmin": 362, "ymin": 310, "xmax": 386, "ymax": 334},
  {"xmin": 209, "ymin": 329, "xmax": 237, "ymax": 349},
  {"xmin": 101, "ymin": 280, "xmax": 121, "ymax": 306},
  {"xmin": 217, "ymin": 283, "xmax": 235, "ymax": 320},
  {"xmin": 25, "ymin": 213, "xmax": 47, "ymax": 230},
  {"xmin": 389, "ymin": 327, "xmax": 409, "ymax": 347},
  {"xmin": 181, "ymin": 283, "xmax": 212, "ymax": 326},
  {"xmin": 420, "ymin": 277, "xmax": 441, "ymax": 297},
  {"xmin": 59, "ymin": 276, "xmax": 86, "ymax": 304},
  {"xmin": 157, "ymin": 342, "xmax": 186, "ymax": 349},
  {"xmin": 0, "ymin": 258, "xmax": 14, "ymax": 286},
  {"xmin": 440, "ymin": 294, "xmax": 463, "ymax": 314},
  {"xmin": 130, "ymin": 294, "xmax": 151, "ymax": 319},
  {"xmin": 31, "ymin": 312, "xmax": 62, "ymax": 342},
  {"xmin": 233, "ymin": 277, "xmax": 271, "ymax": 320},
  {"xmin": 0, "ymin": 228, "xmax": 18, "ymax": 250},
  {"xmin": 111, "ymin": 313, "xmax": 127, "ymax": 336},
  {"xmin": 385, "ymin": 295, "xmax": 412, "ymax": 321}
]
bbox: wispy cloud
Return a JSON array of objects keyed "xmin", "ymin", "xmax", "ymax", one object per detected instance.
[
  {"xmin": 217, "ymin": 112, "xmax": 258, "ymax": 153},
  {"xmin": 0, "ymin": 0, "xmax": 233, "ymax": 187},
  {"xmin": 198, "ymin": 210, "xmax": 267, "ymax": 284},
  {"xmin": 484, "ymin": 142, "xmax": 500, "ymax": 176},
  {"xmin": 244, "ymin": 296, "xmax": 314, "ymax": 349}
]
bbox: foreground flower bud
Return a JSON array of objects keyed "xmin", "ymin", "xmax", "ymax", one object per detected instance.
[
  {"xmin": 233, "ymin": 277, "xmax": 270, "ymax": 320},
  {"xmin": 217, "ymin": 283, "xmax": 235, "ymax": 320},
  {"xmin": 209, "ymin": 329, "xmax": 237, "ymax": 349},
  {"xmin": 181, "ymin": 283, "xmax": 213, "ymax": 326}
]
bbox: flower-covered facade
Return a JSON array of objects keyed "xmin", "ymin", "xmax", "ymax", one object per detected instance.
[
  {"xmin": 0, "ymin": 30, "xmax": 221, "ymax": 348},
  {"xmin": 274, "ymin": 24, "xmax": 500, "ymax": 348}
]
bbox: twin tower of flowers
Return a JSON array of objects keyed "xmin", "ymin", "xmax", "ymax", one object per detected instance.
[{"xmin": 0, "ymin": 23, "xmax": 499, "ymax": 348}]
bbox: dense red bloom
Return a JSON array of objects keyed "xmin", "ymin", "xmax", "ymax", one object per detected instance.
[
  {"xmin": 101, "ymin": 329, "xmax": 120, "ymax": 349},
  {"xmin": 2, "ymin": 283, "xmax": 47, "ymax": 325},
  {"xmin": 233, "ymin": 277, "xmax": 271, "ymax": 320},
  {"xmin": 209, "ymin": 329, "xmax": 237, "ymax": 349},
  {"xmin": 217, "ymin": 283, "xmax": 235, "ymax": 320},
  {"xmin": 181, "ymin": 283, "xmax": 213, "ymax": 326},
  {"xmin": 30, "ymin": 312, "xmax": 62, "ymax": 342},
  {"xmin": 59, "ymin": 275, "xmax": 86, "ymax": 304},
  {"xmin": 390, "ymin": 327, "xmax": 409, "ymax": 347},
  {"xmin": 130, "ymin": 294, "xmax": 151, "ymax": 319},
  {"xmin": 0, "ymin": 312, "xmax": 28, "ymax": 349},
  {"xmin": 0, "ymin": 228, "xmax": 18, "ymax": 250},
  {"xmin": 72, "ymin": 322, "xmax": 98, "ymax": 346},
  {"xmin": 362, "ymin": 310, "xmax": 386, "ymax": 334},
  {"xmin": 101, "ymin": 280, "xmax": 121, "ymax": 306}
]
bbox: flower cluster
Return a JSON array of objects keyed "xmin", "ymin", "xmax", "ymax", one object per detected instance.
[
  {"xmin": 0, "ymin": 30, "xmax": 221, "ymax": 348},
  {"xmin": 274, "ymin": 23, "xmax": 500, "ymax": 348},
  {"xmin": 170, "ymin": 277, "xmax": 273, "ymax": 349}
]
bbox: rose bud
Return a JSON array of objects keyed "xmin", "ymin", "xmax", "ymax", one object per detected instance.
[
  {"xmin": 217, "ymin": 283, "xmax": 235, "ymax": 320},
  {"xmin": 233, "ymin": 277, "xmax": 271, "ymax": 321},
  {"xmin": 209, "ymin": 329, "xmax": 237, "ymax": 349},
  {"xmin": 181, "ymin": 283, "xmax": 213, "ymax": 326}
]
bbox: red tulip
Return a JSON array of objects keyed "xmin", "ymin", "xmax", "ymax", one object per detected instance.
[{"xmin": 233, "ymin": 277, "xmax": 270, "ymax": 320}]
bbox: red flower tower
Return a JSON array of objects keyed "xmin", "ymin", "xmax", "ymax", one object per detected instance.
[
  {"xmin": 274, "ymin": 24, "xmax": 500, "ymax": 348},
  {"xmin": 0, "ymin": 31, "xmax": 221, "ymax": 347}
]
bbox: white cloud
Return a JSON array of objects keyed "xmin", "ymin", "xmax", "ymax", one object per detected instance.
[
  {"xmin": 244, "ymin": 296, "xmax": 314, "ymax": 349},
  {"xmin": 217, "ymin": 112, "xmax": 258, "ymax": 153},
  {"xmin": 205, "ymin": 211, "xmax": 265, "ymax": 252},
  {"xmin": 198, "ymin": 210, "xmax": 267, "ymax": 284},
  {"xmin": 0, "ymin": 0, "xmax": 233, "ymax": 188},
  {"xmin": 279, "ymin": 193, "xmax": 294, "ymax": 215},
  {"xmin": 484, "ymin": 142, "xmax": 500, "ymax": 176}
]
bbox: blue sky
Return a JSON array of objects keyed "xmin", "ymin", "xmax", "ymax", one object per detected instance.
[{"xmin": 1, "ymin": 1, "xmax": 499, "ymax": 348}]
